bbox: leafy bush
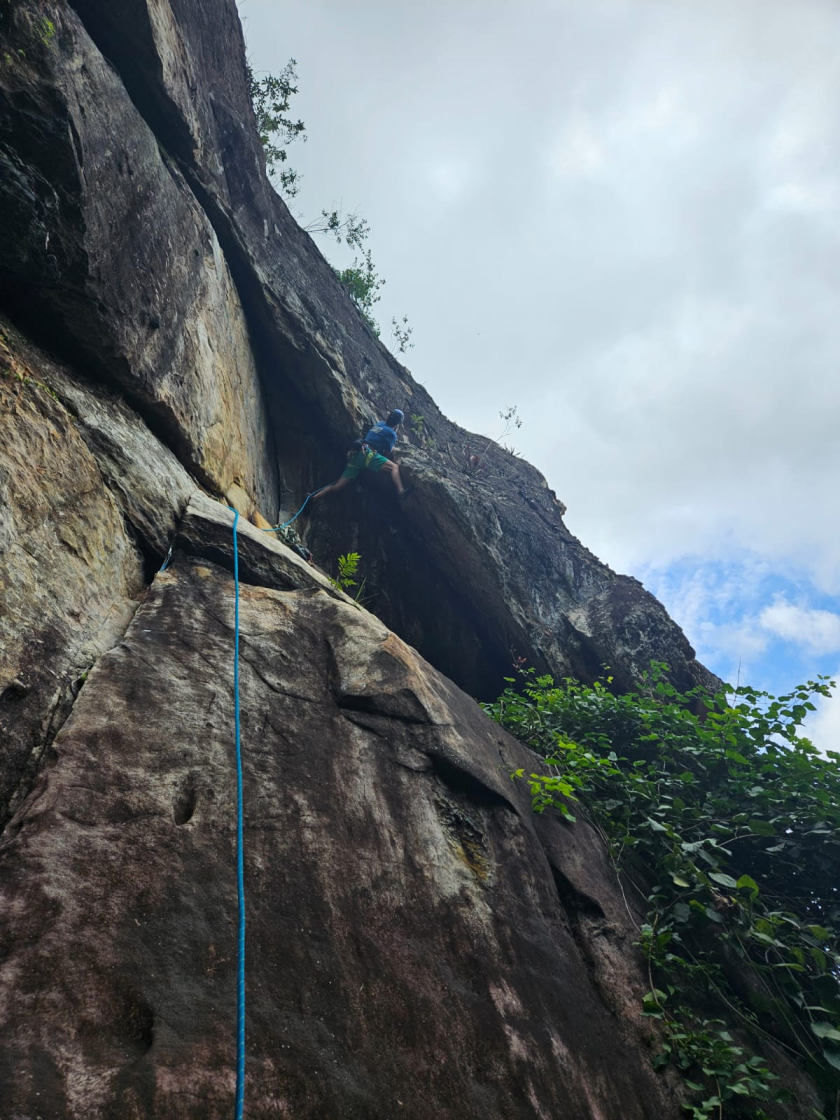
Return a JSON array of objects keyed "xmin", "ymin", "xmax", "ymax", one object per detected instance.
[
  {"xmin": 333, "ymin": 251, "xmax": 383, "ymax": 334},
  {"xmin": 484, "ymin": 663, "xmax": 840, "ymax": 1118},
  {"xmin": 246, "ymin": 60, "xmax": 306, "ymax": 196}
]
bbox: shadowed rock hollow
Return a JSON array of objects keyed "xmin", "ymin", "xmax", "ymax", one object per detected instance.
[{"xmin": 0, "ymin": 2, "xmax": 819, "ymax": 1117}]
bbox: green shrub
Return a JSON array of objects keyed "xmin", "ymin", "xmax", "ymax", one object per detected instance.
[{"xmin": 484, "ymin": 663, "xmax": 839, "ymax": 1117}]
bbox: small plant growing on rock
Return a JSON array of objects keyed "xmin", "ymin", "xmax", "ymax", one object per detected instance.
[
  {"xmin": 332, "ymin": 552, "xmax": 361, "ymax": 592},
  {"xmin": 390, "ymin": 315, "xmax": 414, "ymax": 354},
  {"xmin": 459, "ymin": 406, "xmax": 523, "ymax": 477},
  {"xmin": 333, "ymin": 251, "xmax": 383, "ymax": 335},
  {"xmin": 409, "ymin": 413, "xmax": 435, "ymax": 450},
  {"xmin": 330, "ymin": 552, "xmax": 368, "ymax": 606},
  {"xmin": 304, "ymin": 209, "xmax": 369, "ymax": 249},
  {"xmin": 36, "ymin": 16, "xmax": 54, "ymax": 46}
]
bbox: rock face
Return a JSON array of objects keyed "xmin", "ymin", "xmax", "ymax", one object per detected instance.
[
  {"xmin": 0, "ymin": 0, "xmax": 717, "ymax": 705},
  {"xmin": 0, "ymin": 316, "xmax": 194, "ymax": 830},
  {"xmin": 0, "ymin": 320, "xmax": 142, "ymax": 828},
  {"xmin": 0, "ymin": 497, "xmax": 683, "ymax": 1120},
  {"xmin": 0, "ymin": 0, "xmax": 278, "ymax": 514},
  {"xmin": 2, "ymin": 1, "xmax": 813, "ymax": 1117}
]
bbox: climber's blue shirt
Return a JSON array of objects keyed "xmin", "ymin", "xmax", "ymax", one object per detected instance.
[{"xmin": 364, "ymin": 422, "xmax": 397, "ymax": 455}]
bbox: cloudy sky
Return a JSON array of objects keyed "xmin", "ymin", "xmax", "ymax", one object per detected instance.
[{"xmin": 237, "ymin": 0, "xmax": 840, "ymax": 746}]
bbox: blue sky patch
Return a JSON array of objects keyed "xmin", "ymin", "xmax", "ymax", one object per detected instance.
[{"xmin": 636, "ymin": 555, "xmax": 840, "ymax": 751}]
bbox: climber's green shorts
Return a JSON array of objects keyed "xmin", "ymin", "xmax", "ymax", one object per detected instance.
[{"xmin": 341, "ymin": 448, "xmax": 389, "ymax": 480}]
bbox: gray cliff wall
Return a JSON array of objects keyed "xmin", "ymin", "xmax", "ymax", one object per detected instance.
[{"xmin": 3, "ymin": 2, "xmax": 817, "ymax": 1118}]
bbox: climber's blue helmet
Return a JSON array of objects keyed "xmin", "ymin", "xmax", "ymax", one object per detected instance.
[{"xmin": 387, "ymin": 409, "xmax": 405, "ymax": 427}]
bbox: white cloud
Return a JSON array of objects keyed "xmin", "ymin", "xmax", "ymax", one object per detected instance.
[
  {"xmin": 638, "ymin": 562, "xmax": 840, "ymax": 695},
  {"xmin": 641, "ymin": 560, "xmax": 776, "ymax": 684},
  {"xmin": 759, "ymin": 601, "xmax": 840, "ymax": 654},
  {"xmin": 547, "ymin": 115, "xmax": 605, "ymax": 179},
  {"xmin": 427, "ymin": 159, "xmax": 474, "ymax": 203}
]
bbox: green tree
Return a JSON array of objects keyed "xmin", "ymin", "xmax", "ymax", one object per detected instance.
[
  {"xmin": 247, "ymin": 60, "xmax": 306, "ymax": 197},
  {"xmin": 485, "ymin": 665, "xmax": 840, "ymax": 1118},
  {"xmin": 333, "ymin": 250, "xmax": 384, "ymax": 334},
  {"xmin": 247, "ymin": 60, "xmax": 415, "ymax": 353},
  {"xmin": 304, "ymin": 208, "xmax": 370, "ymax": 249}
]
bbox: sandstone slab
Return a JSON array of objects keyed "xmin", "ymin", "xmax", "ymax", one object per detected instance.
[
  {"xmin": 0, "ymin": 500, "xmax": 682, "ymax": 1119},
  {"xmin": 0, "ymin": 328, "xmax": 144, "ymax": 827}
]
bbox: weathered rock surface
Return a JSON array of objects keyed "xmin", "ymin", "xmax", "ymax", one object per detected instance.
[
  {"xmin": 0, "ymin": 0, "xmax": 278, "ymax": 516},
  {"xmin": 0, "ymin": 326, "xmax": 142, "ymax": 826},
  {"xmin": 0, "ymin": 317, "xmax": 201, "ymax": 826},
  {"xmin": 0, "ymin": 497, "xmax": 684, "ymax": 1119}
]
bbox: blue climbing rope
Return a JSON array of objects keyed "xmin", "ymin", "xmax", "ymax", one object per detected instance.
[
  {"xmin": 260, "ymin": 485, "xmax": 332, "ymax": 533},
  {"xmin": 161, "ymin": 494, "xmax": 333, "ymax": 1120},
  {"xmin": 230, "ymin": 508, "xmax": 246, "ymax": 1120},
  {"xmin": 217, "ymin": 489, "xmax": 342, "ymax": 1115}
]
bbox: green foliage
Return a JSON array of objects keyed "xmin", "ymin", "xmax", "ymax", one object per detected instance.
[
  {"xmin": 333, "ymin": 551, "xmax": 361, "ymax": 591},
  {"xmin": 247, "ymin": 60, "xmax": 306, "ymax": 197},
  {"xmin": 0, "ymin": 3, "xmax": 53, "ymax": 53},
  {"xmin": 390, "ymin": 315, "xmax": 414, "ymax": 355},
  {"xmin": 331, "ymin": 254, "xmax": 413, "ymax": 350},
  {"xmin": 329, "ymin": 552, "xmax": 368, "ymax": 606},
  {"xmin": 333, "ymin": 250, "xmax": 383, "ymax": 334},
  {"xmin": 35, "ymin": 16, "xmax": 54, "ymax": 45},
  {"xmin": 409, "ymin": 412, "xmax": 434, "ymax": 448},
  {"xmin": 304, "ymin": 209, "xmax": 370, "ymax": 249},
  {"xmin": 498, "ymin": 405, "xmax": 523, "ymax": 436},
  {"xmin": 485, "ymin": 663, "xmax": 840, "ymax": 1116},
  {"xmin": 1, "ymin": 365, "xmax": 59, "ymax": 401},
  {"xmin": 245, "ymin": 57, "xmax": 415, "ymax": 354}
]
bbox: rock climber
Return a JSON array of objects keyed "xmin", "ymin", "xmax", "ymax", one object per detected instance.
[{"xmin": 310, "ymin": 409, "xmax": 411, "ymax": 503}]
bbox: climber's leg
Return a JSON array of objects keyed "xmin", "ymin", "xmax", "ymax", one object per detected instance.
[
  {"xmin": 310, "ymin": 475, "xmax": 354, "ymax": 501},
  {"xmin": 380, "ymin": 459, "xmax": 406, "ymax": 496}
]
